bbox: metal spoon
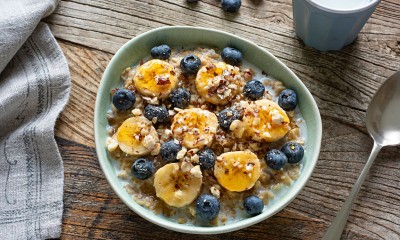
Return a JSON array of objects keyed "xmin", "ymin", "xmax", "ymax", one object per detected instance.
[{"xmin": 322, "ymin": 71, "xmax": 400, "ymax": 240}]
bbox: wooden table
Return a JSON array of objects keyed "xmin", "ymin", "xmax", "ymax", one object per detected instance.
[{"xmin": 44, "ymin": 0, "xmax": 400, "ymax": 239}]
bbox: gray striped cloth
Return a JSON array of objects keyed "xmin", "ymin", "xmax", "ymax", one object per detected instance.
[{"xmin": 0, "ymin": 0, "xmax": 69, "ymax": 239}]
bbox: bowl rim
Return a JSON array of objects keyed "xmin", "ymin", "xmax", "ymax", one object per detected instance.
[{"xmin": 94, "ymin": 26, "xmax": 322, "ymax": 234}]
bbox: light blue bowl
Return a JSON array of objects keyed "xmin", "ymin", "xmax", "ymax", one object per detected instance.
[{"xmin": 94, "ymin": 26, "xmax": 322, "ymax": 234}]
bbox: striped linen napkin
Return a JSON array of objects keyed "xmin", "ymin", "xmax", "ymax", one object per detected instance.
[{"xmin": 0, "ymin": 0, "xmax": 70, "ymax": 239}]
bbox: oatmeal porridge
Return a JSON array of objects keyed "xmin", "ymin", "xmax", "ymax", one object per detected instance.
[{"xmin": 105, "ymin": 44, "xmax": 307, "ymax": 226}]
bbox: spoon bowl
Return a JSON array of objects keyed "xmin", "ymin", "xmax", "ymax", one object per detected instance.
[
  {"xmin": 367, "ymin": 71, "xmax": 400, "ymax": 146},
  {"xmin": 323, "ymin": 71, "xmax": 400, "ymax": 240}
]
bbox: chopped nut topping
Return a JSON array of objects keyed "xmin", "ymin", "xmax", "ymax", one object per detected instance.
[
  {"xmin": 190, "ymin": 154, "xmax": 199, "ymax": 164},
  {"xmin": 228, "ymin": 84, "xmax": 237, "ymax": 90},
  {"xmin": 164, "ymin": 129, "xmax": 172, "ymax": 136},
  {"xmin": 174, "ymin": 127, "xmax": 183, "ymax": 134},
  {"xmin": 271, "ymin": 109, "xmax": 284, "ymax": 125},
  {"xmin": 189, "ymin": 206, "xmax": 196, "ymax": 216},
  {"xmin": 245, "ymin": 163, "xmax": 254, "ymax": 172},
  {"xmin": 151, "ymin": 143, "xmax": 161, "ymax": 155},
  {"xmin": 143, "ymin": 135, "xmax": 156, "ymax": 149},
  {"xmin": 132, "ymin": 108, "xmax": 142, "ymax": 116},
  {"xmin": 117, "ymin": 170, "xmax": 129, "ymax": 179},
  {"xmin": 152, "ymin": 117, "xmax": 158, "ymax": 124},
  {"xmin": 210, "ymin": 186, "xmax": 220, "ymax": 198},
  {"xmin": 178, "ymin": 218, "xmax": 187, "ymax": 224},
  {"xmin": 190, "ymin": 165, "xmax": 203, "ymax": 178},
  {"xmin": 168, "ymin": 110, "xmax": 176, "ymax": 116},
  {"xmin": 106, "ymin": 137, "xmax": 119, "ymax": 152},
  {"xmin": 143, "ymin": 96, "xmax": 159, "ymax": 105},
  {"xmin": 188, "ymin": 148, "xmax": 199, "ymax": 155},
  {"xmin": 156, "ymin": 76, "xmax": 171, "ymax": 85},
  {"xmin": 140, "ymin": 128, "xmax": 149, "ymax": 136},
  {"xmin": 177, "ymin": 147, "xmax": 187, "ymax": 159},
  {"xmin": 181, "ymin": 160, "xmax": 193, "ymax": 172}
]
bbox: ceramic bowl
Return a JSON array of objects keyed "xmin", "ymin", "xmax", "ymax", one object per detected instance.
[{"xmin": 94, "ymin": 26, "xmax": 322, "ymax": 234}]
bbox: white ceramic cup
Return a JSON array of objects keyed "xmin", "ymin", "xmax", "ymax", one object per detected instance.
[{"xmin": 292, "ymin": 0, "xmax": 381, "ymax": 51}]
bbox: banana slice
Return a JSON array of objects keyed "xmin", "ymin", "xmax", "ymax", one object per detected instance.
[
  {"xmin": 171, "ymin": 108, "xmax": 218, "ymax": 149},
  {"xmin": 242, "ymin": 99, "xmax": 290, "ymax": 142},
  {"xmin": 214, "ymin": 151, "xmax": 261, "ymax": 192},
  {"xmin": 195, "ymin": 62, "xmax": 243, "ymax": 105},
  {"xmin": 154, "ymin": 163, "xmax": 203, "ymax": 208},
  {"xmin": 116, "ymin": 116, "xmax": 159, "ymax": 156},
  {"xmin": 133, "ymin": 59, "xmax": 178, "ymax": 99}
]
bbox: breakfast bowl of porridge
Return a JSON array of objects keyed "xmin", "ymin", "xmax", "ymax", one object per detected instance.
[{"xmin": 94, "ymin": 26, "xmax": 322, "ymax": 234}]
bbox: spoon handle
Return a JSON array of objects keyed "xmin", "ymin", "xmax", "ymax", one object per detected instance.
[{"xmin": 322, "ymin": 142, "xmax": 382, "ymax": 240}]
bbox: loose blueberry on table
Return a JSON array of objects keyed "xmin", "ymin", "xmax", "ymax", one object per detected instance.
[
  {"xmin": 196, "ymin": 194, "xmax": 221, "ymax": 220},
  {"xmin": 150, "ymin": 44, "xmax": 171, "ymax": 60},
  {"xmin": 281, "ymin": 142, "xmax": 304, "ymax": 164},
  {"xmin": 221, "ymin": 46, "xmax": 242, "ymax": 66},
  {"xmin": 160, "ymin": 140, "xmax": 182, "ymax": 163},
  {"xmin": 131, "ymin": 158, "xmax": 154, "ymax": 180},
  {"xmin": 112, "ymin": 89, "xmax": 136, "ymax": 111},
  {"xmin": 221, "ymin": 0, "xmax": 241, "ymax": 13},
  {"xmin": 265, "ymin": 149, "xmax": 288, "ymax": 170}
]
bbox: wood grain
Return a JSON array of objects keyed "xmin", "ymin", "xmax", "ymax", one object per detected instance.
[
  {"xmin": 50, "ymin": 0, "xmax": 400, "ymax": 239},
  {"xmin": 55, "ymin": 42, "xmax": 112, "ymax": 147}
]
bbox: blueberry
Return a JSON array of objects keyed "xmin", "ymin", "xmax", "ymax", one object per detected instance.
[
  {"xmin": 144, "ymin": 105, "xmax": 169, "ymax": 123},
  {"xmin": 265, "ymin": 149, "xmax": 288, "ymax": 170},
  {"xmin": 112, "ymin": 89, "xmax": 136, "ymax": 111},
  {"xmin": 196, "ymin": 194, "xmax": 220, "ymax": 220},
  {"xmin": 281, "ymin": 142, "xmax": 304, "ymax": 164},
  {"xmin": 170, "ymin": 88, "xmax": 191, "ymax": 109},
  {"xmin": 150, "ymin": 44, "xmax": 171, "ymax": 60},
  {"xmin": 221, "ymin": 47, "xmax": 242, "ymax": 66},
  {"xmin": 198, "ymin": 147, "xmax": 216, "ymax": 170},
  {"xmin": 217, "ymin": 108, "xmax": 240, "ymax": 131},
  {"xmin": 243, "ymin": 195, "xmax": 264, "ymax": 216},
  {"xmin": 180, "ymin": 54, "xmax": 201, "ymax": 75},
  {"xmin": 221, "ymin": 0, "xmax": 241, "ymax": 12},
  {"xmin": 160, "ymin": 140, "xmax": 182, "ymax": 163},
  {"xmin": 278, "ymin": 89, "xmax": 297, "ymax": 111},
  {"xmin": 131, "ymin": 158, "xmax": 154, "ymax": 180},
  {"xmin": 243, "ymin": 79, "xmax": 265, "ymax": 100}
]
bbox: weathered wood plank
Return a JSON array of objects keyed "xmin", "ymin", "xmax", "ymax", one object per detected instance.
[{"xmin": 55, "ymin": 41, "xmax": 112, "ymax": 147}]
